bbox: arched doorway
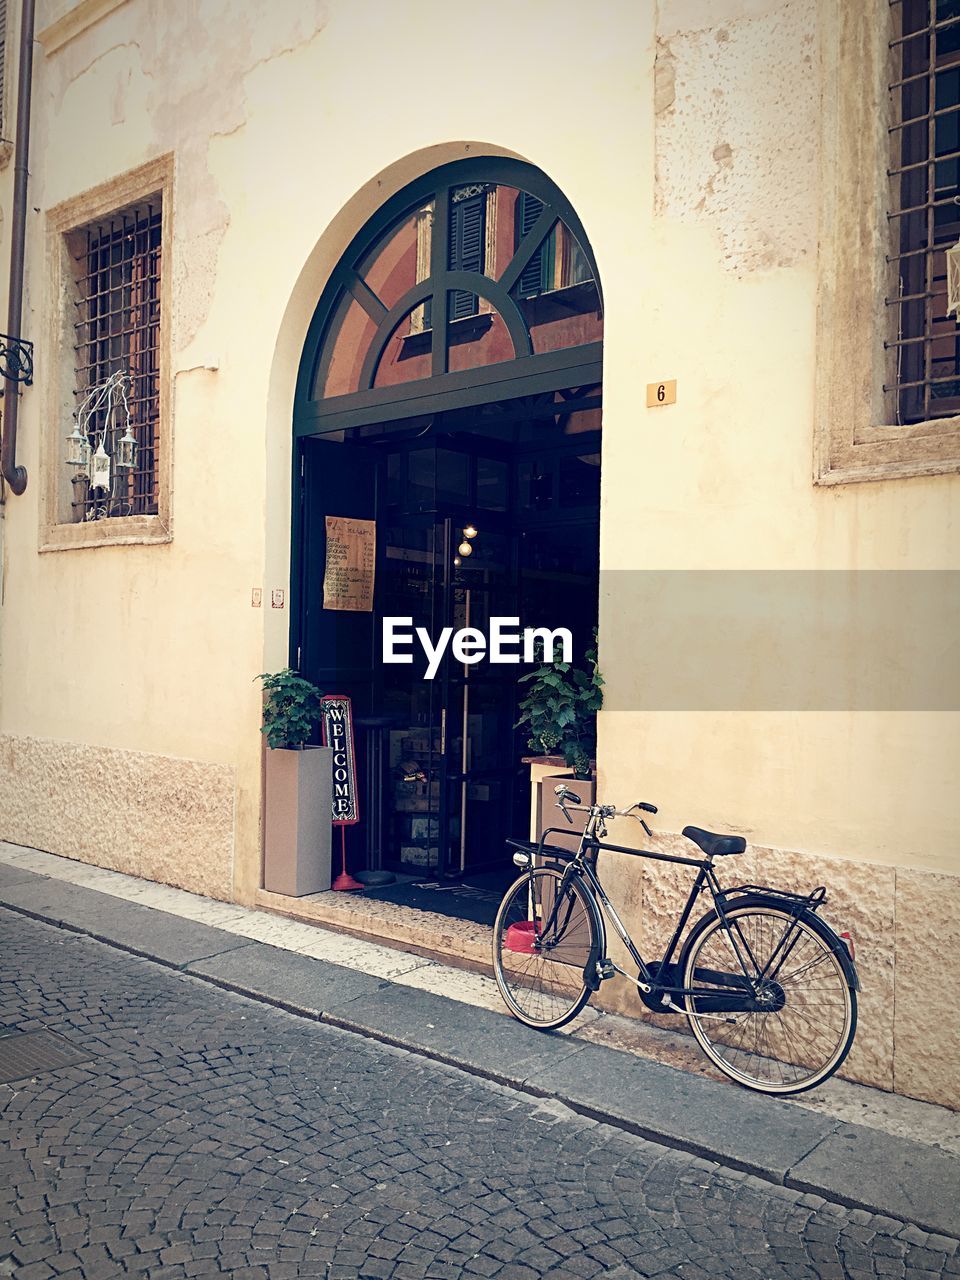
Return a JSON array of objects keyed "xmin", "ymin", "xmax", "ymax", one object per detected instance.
[{"xmin": 292, "ymin": 157, "xmax": 603, "ymax": 898}]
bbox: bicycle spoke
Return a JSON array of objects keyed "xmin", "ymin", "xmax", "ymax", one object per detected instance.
[
  {"xmin": 683, "ymin": 905, "xmax": 856, "ymax": 1094},
  {"xmin": 493, "ymin": 868, "xmax": 596, "ymax": 1030}
]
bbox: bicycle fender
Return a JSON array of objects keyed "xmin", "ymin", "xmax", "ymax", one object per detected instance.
[
  {"xmin": 577, "ymin": 881, "xmax": 606, "ymax": 992},
  {"xmin": 681, "ymin": 893, "xmax": 861, "ymax": 993},
  {"xmin": 807, "ymin": 912, "xmax": 861, "ymax": 992}
]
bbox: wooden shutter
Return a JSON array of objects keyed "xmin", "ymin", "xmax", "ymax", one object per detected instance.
[
  {"xmin": 448, "ymin": 194, "xmax": 484, "ymax": 320},
  {"xmin": 517, "ymin": 192, "xmax": 548, "ymax": 297}
]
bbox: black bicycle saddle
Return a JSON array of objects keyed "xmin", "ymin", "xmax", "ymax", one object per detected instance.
[{"xmin": 682, "ymin": 826, "xmax": 746, "ymax": 857}]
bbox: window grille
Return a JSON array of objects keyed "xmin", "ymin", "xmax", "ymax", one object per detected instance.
[
  {"xmin": 71, "ymin": 199, "xmax": 162, "ymax": 520},
  {"xmin": 888, "ymin": 0, "xmax": 960, "ymax": 423}
]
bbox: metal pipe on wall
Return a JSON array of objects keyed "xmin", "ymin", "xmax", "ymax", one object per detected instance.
[{"xmin": 1, "ymin": 0, "xmax": 36, "ymax": 496}]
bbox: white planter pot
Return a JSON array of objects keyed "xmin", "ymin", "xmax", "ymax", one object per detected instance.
[{"xmin": 263, "ymin": 744, "xmax": 333, "ymax": 896}]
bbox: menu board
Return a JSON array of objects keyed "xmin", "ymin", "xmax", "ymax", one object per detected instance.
[{"xmin": 323, "ymin": 516, "xmax": 376, "ymax": 612}]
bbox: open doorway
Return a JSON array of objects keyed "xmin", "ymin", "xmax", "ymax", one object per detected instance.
[
  {"xmin": 290, "ymin": 157, "xmax": 603, "ymax": 923},
  {"xmin": 298, "ymin": 388, "xmax": 600, "ymax": 916}
]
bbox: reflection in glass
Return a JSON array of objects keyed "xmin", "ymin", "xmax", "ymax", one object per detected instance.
[
  {"xmin": 436, "ymin": 449, "xmax": 470, "ymax": 504},
  {"xmin": 358, "ymin": 201, "xmax": 434, "ymax": 312},
  {"xmin": 476, "ymin": 456, "xmax": 508, "ymax": 511},
  {"xmin": 447, "ymin": 294, "xmax": 515, "ymax": 374},
  {"xmin": 558, "ymin": 453, "xmax": 601, "ymax": 508},
  {"xmin": 518, "ymin": 458, "xmax": 553, "ymax": 511},
  {"xmin": 315, "ymin": 291, "xmax": 377, "ymax": 399},
  {"xmin": 509, "ymin": 195, "xmax": 602, "ymax": 355},
  {"xmin": 391, "ymin": 448, "xmax": 472, "ymax": 512},
  {"xmin": 406, "ymin": 451, "xmax": 435, "ymax": 510},
  {"xmin": 373, "ymin": 304, "xmax": 433, "ymax": 388},
  {"xmin": 311, "ymin": 184, "xmax": 602, "ymax": 406}
]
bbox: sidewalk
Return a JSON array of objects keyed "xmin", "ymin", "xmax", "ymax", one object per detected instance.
[{"xmin": 1, "ymin": 842, "xmax": 959, "ymax": 1244}]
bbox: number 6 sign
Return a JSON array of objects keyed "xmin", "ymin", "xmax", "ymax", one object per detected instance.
[{"xmin": 646, "ymin": 379, "xmax": 677, "ymax": 407}]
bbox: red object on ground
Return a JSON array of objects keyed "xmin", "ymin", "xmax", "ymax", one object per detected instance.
[
  {"xmin": 331, "ymin": 873, "xmax": 363, "ymax": 890},
  {"xmin": 331, "ymin": 828, "xmax": 362, "ymax": 892},
  {"xmin": 504, "ymin": 921, "xmax": 539, "ymax": 954}
]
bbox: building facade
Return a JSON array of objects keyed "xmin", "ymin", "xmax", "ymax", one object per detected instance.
[{"xmin": 0, "ymin": 0, "xmax": 958, "ymax": 1106}]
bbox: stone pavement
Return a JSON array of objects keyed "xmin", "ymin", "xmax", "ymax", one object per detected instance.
[
  {"xmin": 2, "ymin": 908, "xmax": 959, "ymax": 1280},
  {"xmin": 3, "ymin": 843, "xmax": 959, "ymax": 1160},
  {"xmin": 0, "ymin": 848, "xmax": 959, "ymax": 1243}
]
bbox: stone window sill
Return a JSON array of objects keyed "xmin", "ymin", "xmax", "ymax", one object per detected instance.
[{"xmin": 40, "ymin": 514, "xmax": 171, "ymax": 552}]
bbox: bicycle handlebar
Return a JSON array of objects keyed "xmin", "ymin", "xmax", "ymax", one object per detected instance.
[{"xmin": 553, "ymin": 784, "xmax": 659, "ymax": 826}]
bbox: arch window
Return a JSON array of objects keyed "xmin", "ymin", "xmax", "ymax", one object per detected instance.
[{"xmin": 295, "ymin": 160, "xmax": 603, "ymax": 435}]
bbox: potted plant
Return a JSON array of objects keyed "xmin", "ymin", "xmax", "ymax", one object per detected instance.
[
  {"xmin": 516, "ymin": 635, "xmax": 603, "ymax": 847},
  {"xmin": 257, "ymin": 668, "xmax": 333, "ymax": 896}
]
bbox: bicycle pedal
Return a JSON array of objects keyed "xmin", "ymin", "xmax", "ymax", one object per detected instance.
[{"xmin": 597, "ymin": 960, "xmax": 616, "ymax": 981}]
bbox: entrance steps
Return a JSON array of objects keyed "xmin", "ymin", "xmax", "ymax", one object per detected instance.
[{"xmin": 254, "ymin": 884, "xmax": 493, "ymax": 973}]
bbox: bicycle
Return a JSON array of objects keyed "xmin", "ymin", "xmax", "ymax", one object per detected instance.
[{"xmin": 492, "ymin": 784, "xmax": 860, "ymax": 1095}]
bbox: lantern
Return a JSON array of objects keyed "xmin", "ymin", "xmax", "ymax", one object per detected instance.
[
  {"xmin": 65, "ymin": 422, "xmax": 90, "ymax": 469},
  {"xmin": 90, "ymin": 441, "xmax": 112, "ymax": 491},
  {"xmin": 115, "ymin": 424, "xmax": 137, "ymax": 470}
]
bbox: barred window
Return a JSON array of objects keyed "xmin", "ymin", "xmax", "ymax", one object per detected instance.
[
  {"xmin": 889, "ymin": 0, "xmax": 960, "ymax": 424},
  {"xmin": 69, "ymin": 198, "xmax": 162, "ymax": 520}
]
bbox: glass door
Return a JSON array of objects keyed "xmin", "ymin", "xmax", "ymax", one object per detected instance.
[
  {"xmin": 379, "ymin": 515, "xmax": 446, "ymax": 878},
  {"xmin": 377, "ymin": 512, "xmax": 524, "ymax": 879},
  {"xmin": 439, "ymin": 523, "xmax": 524, "ymax": 877}
]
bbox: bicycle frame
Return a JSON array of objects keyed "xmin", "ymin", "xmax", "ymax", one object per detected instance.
[{"xmin": 531, "ymin": 810, "xmax": 825, "ymax": 1006}]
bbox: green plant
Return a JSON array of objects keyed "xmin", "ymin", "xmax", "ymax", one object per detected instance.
[
  {"xmin": 515, "ymin": 633, "xmax": 604, "ymax": 779},
  {"xmin": 255, "ymin": 668, "xmax": 324, "ymax": 749}
]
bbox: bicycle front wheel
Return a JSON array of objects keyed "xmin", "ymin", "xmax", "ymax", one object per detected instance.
[
  {"xmin": 493, "ymin": 867, "xmax": 599, "ymax": 1030},
  {"xmin": 681, "ymin": 901, "xmax": 857, "ymax": 1095}
]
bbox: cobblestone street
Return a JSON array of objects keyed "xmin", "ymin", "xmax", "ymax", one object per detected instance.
[{"xmin": 1, "ymin": 910, "xmax": 958, "ymax": 1280}]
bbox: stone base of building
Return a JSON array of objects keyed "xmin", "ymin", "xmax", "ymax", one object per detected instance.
[
  {"xmin": 592, "ymin": 830, "xmax": 960, "ymax": 1110},
  {"xmin": 1, "ymin": 733, "xmax": 957, "ymax": 1110},
  {"xmin": 0, "ymin": 734, "xmax": 236, "ymax": 901}
]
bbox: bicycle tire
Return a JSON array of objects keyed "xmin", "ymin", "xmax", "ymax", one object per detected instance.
[
  {"xmin": 679, "ymin": 898, "xmax": 857, "ymax": 1095},
  {"xmin": 492, "ymin": 867, "xmax": 599, "ymax": 1030}
]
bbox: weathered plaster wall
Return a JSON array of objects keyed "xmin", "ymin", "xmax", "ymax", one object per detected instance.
[
  {"xmin": 588, "ymin": 0, "xmax": 960, "ymax": 1107},
  {"xmin": 595, "ymin": 0, "xmax": 958, "ymax": 874},
  {"xmin": 0, "ymin": 0, "xmax": 652, "ymax": 912},
  {"xmin": 0, "ymin": 734, "xmax": 235, "ymax": 898},
  {"xmin": 655, "ymin": 0, "xmax": 818, "ymax": 273},
  {"xmin": 0, "ymin": 0, "xmax": 956, "ymax": 1103}
]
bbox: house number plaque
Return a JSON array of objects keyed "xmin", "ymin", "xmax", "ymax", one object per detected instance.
[{"xmin": 646, "ymin": 380, "xmax": 677, "ymax": 407}]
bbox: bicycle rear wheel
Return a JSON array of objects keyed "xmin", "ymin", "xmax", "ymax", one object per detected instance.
[
  {"xmin": 680, "ymin": 900, "xmax": 857, "ymax": 1095},
  {"xmin": 492, "ymin": 867, "xmax": 599, "ymax": 1030}
]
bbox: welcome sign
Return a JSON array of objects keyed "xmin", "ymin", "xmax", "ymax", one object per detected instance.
[{"xmin": 320, "ymin": 695, "xmax": 360, "ymax": 826}]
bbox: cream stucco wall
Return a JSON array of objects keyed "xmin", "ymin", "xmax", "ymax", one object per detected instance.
[{"xmin": 0, "ymin": 0, "xmax": 957, "ymax": 1102}]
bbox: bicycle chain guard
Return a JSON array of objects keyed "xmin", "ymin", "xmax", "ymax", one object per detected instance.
[{"xmin": 636, "ymin": 961, "xmax": 680, "ymax": 1013}]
